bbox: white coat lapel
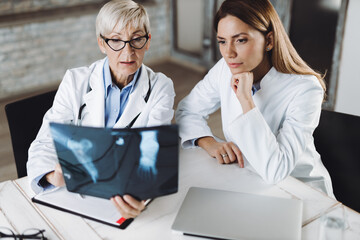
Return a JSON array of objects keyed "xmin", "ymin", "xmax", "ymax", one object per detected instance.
[
  {"xmin": 81, "ymin": 61, "xmax": 105, "ymax": 127},
  {"xmin": 113, "ymin": 66, "xmax": 149, "ymax": 128}
]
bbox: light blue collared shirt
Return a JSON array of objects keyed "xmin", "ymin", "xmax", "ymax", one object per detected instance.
[
  {"xmin": 251, "ymin": 81, "xmax": 261, "ymax": 95},
  {"xmin": 103, "ymin": 58, "xmax": 141, "ymax": 128},
  {"xmin": 36, "ymin": 59, "xmax": 142, "ymax": 190}
]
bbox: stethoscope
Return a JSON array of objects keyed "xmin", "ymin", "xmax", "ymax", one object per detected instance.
[{"xmin": 77, "ymin": 77, "xmax": 151, "ymax": 129}]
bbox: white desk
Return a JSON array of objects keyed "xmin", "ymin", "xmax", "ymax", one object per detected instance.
[{"xmin": 1, "ymin": 148, "xmax": 360, "ymax": 239}]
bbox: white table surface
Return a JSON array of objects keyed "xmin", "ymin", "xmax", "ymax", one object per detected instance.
[{"xmin": 1, "ymin": 148, "xmax": 359, "ymax": 239}]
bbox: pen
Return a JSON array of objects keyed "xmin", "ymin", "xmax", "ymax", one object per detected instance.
[{"xmin": 144, "ymin": 198, "xmax": 152, "ymax": 206}]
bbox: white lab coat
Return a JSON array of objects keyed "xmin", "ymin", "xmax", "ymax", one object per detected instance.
[
  {"xmin": 27, "ymin": 58, "xmax": 175, "ymax": 194},
  {"xmin": 176, "ymin": 58, "xmax": 333, "ymax": 197}
]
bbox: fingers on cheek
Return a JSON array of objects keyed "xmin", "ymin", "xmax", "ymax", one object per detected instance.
[{"xmin": 231, "ymin": 77, "xmax": 238, "ymax": 85}]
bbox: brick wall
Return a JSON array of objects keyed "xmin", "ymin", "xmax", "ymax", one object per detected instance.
[
  {"xmin": 0, "ymin": 0, "xmax": 102, "ymax": 14},
  {"xmin": 0, "ymin": 0, "xmax": 170, "ymax": 100}
]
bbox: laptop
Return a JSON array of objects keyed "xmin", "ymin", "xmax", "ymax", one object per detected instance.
[
  {"xmin": 171, "ymin": 187, "xmax": 303, "ymax": 240},
  {"xmin": 49, "ymin": 122, "xmax": 179, "ymax": 201}
]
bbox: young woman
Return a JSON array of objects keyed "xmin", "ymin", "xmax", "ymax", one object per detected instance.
[{"xmin": 176, "ymin": 0, "xmax": 333, "ymax": 197}]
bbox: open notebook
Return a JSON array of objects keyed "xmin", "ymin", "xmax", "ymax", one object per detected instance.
[{"xmin": 32, "ymin": 187, "xmax": 139, "ymax": 229}]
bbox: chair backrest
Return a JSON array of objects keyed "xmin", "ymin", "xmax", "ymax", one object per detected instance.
[
  {"xmin": 5, "ymin": 90, "xmax": 57, "ymax": 178},
  {"xmin": 313, "ymin": 109, "xmax": 360, "ymax": 212}
]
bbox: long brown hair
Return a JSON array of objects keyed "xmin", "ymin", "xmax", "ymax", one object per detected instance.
[{"xmin": 214, "ymin": 0, "xmax": 326, "ymax": 91}]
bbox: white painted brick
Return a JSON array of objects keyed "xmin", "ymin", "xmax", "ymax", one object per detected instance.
[
  {"xmin": 0, "ymin": 0, "xmax": 170, "ymax": 97},
  {"xmin": 0, "ymin": 1, "xmax": 12, "ymax": 13},
  {"xmin": 14, "ymin": 1, "xmax": 32, "ymax": 13}
]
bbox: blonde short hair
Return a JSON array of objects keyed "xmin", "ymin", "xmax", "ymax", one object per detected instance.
[{"xmin": 96, "ymin": 0, "xmax": 150, "ymax": 37}]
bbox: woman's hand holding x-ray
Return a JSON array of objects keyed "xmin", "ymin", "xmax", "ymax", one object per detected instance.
[
  {"xmin": 46, "ymin": 163, "xmax": 65, "ymax": 187},
  {"xmin": 111, "ymin": 195, "xmax": 146, "ymax": 219}
]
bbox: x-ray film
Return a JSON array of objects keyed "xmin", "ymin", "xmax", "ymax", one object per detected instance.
[{"xmin": 49, "ymin": 123, "xmax": 179, "ymax": 200}]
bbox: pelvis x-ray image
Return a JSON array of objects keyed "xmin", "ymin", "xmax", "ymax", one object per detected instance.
[{"xmin": 50, "ymin": 123, "xmax": 179, "ymax": 200}]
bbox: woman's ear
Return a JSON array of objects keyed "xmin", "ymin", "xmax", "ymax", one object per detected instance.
[
  {"xmin": 145, "ymin": 33, "xmax": 151, "ymax": 51},
  {"xmin": 265, "ymin": 31, "xmax": 274, "ymax": 51},
  {"xmin": 97, "ymin": 37, "xmax": 106, "ymax": 54}
]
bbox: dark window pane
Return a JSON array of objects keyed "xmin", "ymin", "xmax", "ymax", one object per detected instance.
[{"xmin": 290, "ymin": 0, "xmax": 341, "ymax": 87}]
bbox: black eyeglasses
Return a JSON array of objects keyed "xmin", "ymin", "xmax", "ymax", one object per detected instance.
[
  {"xmin": 100, "ymin": 34, "xmax": 149, "ymax": 51},
  {"xmin": 0, "ymin": 227, "xmax": 47, "ymax": 240}
]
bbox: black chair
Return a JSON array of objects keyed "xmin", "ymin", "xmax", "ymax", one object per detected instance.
[
  {"xmin": 5, "ymin": 90, "xmax": 57, "ymax": 178},
  {"xmin": 314, "ymin": 109, "xmax": 360, "ymax": 212}
]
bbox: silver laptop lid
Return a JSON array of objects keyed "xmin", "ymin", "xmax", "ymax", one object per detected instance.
[{"xmin": 171, "ymin": 187, "xmax": 302, "ymax": 240}]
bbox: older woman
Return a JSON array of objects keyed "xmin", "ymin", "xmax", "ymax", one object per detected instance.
[
  {"xmin": 176, "ymin": 0, "xmax": 334, "ymax": 197},
  {"xmin": 27, "ymin": 0, "xmax": 175, "ymax": 218}
]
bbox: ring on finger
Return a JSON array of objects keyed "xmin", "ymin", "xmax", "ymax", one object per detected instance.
[{"xmin": 221, "ymin": 153, "xmax": 228, "ymax": 158}]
